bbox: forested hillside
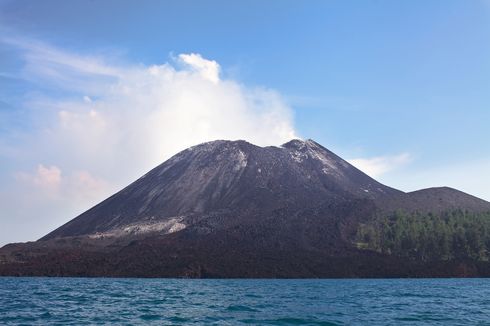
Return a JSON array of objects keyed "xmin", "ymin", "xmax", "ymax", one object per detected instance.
[{"xmin": 356, "ymin": 210, "xmax": 490, "ymax": 261}]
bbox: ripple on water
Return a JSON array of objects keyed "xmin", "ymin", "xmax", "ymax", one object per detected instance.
[
  {"xmin": 226, "ymin": 304, "xmax": 259, "ymax": 312},
  {"xmin": 267, "ymin": 317, "xmax": 341, "ymax": 325},
  {"xmin": 139, "ymin": 314, "xmax": 161, "ymax": 321},
  {"xmin": 166, "ymin": 316, "xmax": 192, "ymax": 323}
]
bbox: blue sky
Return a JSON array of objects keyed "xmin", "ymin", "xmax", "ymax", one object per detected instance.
[{"xmin": 1, "ymin": 0, "xmax": 489, "ymax": 245}]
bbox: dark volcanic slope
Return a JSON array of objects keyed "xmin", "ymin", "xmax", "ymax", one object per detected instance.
[
  {"xmin": 409, "ymin": 187, "xmax": 490, "ymax": 211},
  {"xmin": 42, "ymin": 139, "xmax": 402, "ymax": 240},
  {"xmin": 3, "ymin": 138, "xmax": 490, "ymax": 278}
]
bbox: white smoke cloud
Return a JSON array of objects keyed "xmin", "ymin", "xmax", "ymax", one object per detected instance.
[
  {"xmin": 23, "ymin": 47, "xmax": 297, "ymax": 182},
  {"xmin": 0, "ymin": 38, "xmax": 298, "ymax": 244},
  {"xmin": 178, "ymin": 53, "xmax": 220, "ymax": 83}
]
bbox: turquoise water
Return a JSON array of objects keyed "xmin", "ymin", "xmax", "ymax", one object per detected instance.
[{"xmin": 0, "ymin": 278, "xmax": 489, "ymax": 325}]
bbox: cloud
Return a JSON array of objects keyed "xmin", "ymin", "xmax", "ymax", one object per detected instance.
[
  {"xmin": 384, "ymin": 157, "xmax": 490, "ymax": 202},
  {"xmin": 349, "ymin": 153, "xmax": 490, "ymax": 202},
  {"xmin": 178, "ymin": 53, "xmax": 220, "ymax": 83},
  {"xmin": 2, "ymin": 165, "xmax": 110, "ymax": 245},
  {"xmin": 348, "ymin": 153, "xmax": 412, "ymax": 178},
  {"xmin": 18, "ymin": 45, "xmax": 297, "ymax": 181},
  {"xmin": 16, "ymin": 163, "xmax": 109, "ymax": 199},
  {"xmin": 16, "ymin": 164, "xmax": 62, "ymax": 194},
  {"xmin": 0, "ymin": 38, "xmax": 298, "ymax": 244}
]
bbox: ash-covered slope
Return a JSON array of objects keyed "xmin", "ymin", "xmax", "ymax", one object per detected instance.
[
  {"xmin": 42, "ymin": 139, "xmax": 402, "ymax": 240},
  {"xmin": 3, "ymin": 138, "xmax": 490, "ymax": 278}
]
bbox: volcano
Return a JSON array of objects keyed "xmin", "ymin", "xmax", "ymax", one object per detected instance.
[{"xmin": 2, "ymin": 139, "xmax": 490, "ymax": 277}]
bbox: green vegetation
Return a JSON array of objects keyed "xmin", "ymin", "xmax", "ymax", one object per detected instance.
[{"xmin": 355, "ymin": 210, "xmax": 490, "ymax": 261}]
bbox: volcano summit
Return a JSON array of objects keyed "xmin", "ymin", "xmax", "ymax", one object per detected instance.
[{"xmin": 2, "ymin": 139, "xmax": 490, "ymax": 277}]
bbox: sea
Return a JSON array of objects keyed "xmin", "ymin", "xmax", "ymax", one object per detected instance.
[{"xmin": 0, "ymin": 277, "xmax": 489, "ymax": 325}]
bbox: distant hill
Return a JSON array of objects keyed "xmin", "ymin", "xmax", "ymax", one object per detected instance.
[{"xmin": 2, "ymin": 139, "xmax": 490, "ymax": 277}]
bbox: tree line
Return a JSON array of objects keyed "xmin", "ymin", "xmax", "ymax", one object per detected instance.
[{"xmin": 355, "ymin": 210, "xmax": 490, "ymax": 261}]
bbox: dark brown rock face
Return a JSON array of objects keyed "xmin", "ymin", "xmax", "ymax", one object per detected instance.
[{"xmin": 2, "ymin": 139, "xmax": 490, "ymax": 278}]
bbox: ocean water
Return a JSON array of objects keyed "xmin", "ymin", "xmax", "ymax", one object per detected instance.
[{"xmin": 0, "ymin": 277, "xmax": 489, "ymax": 325}]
